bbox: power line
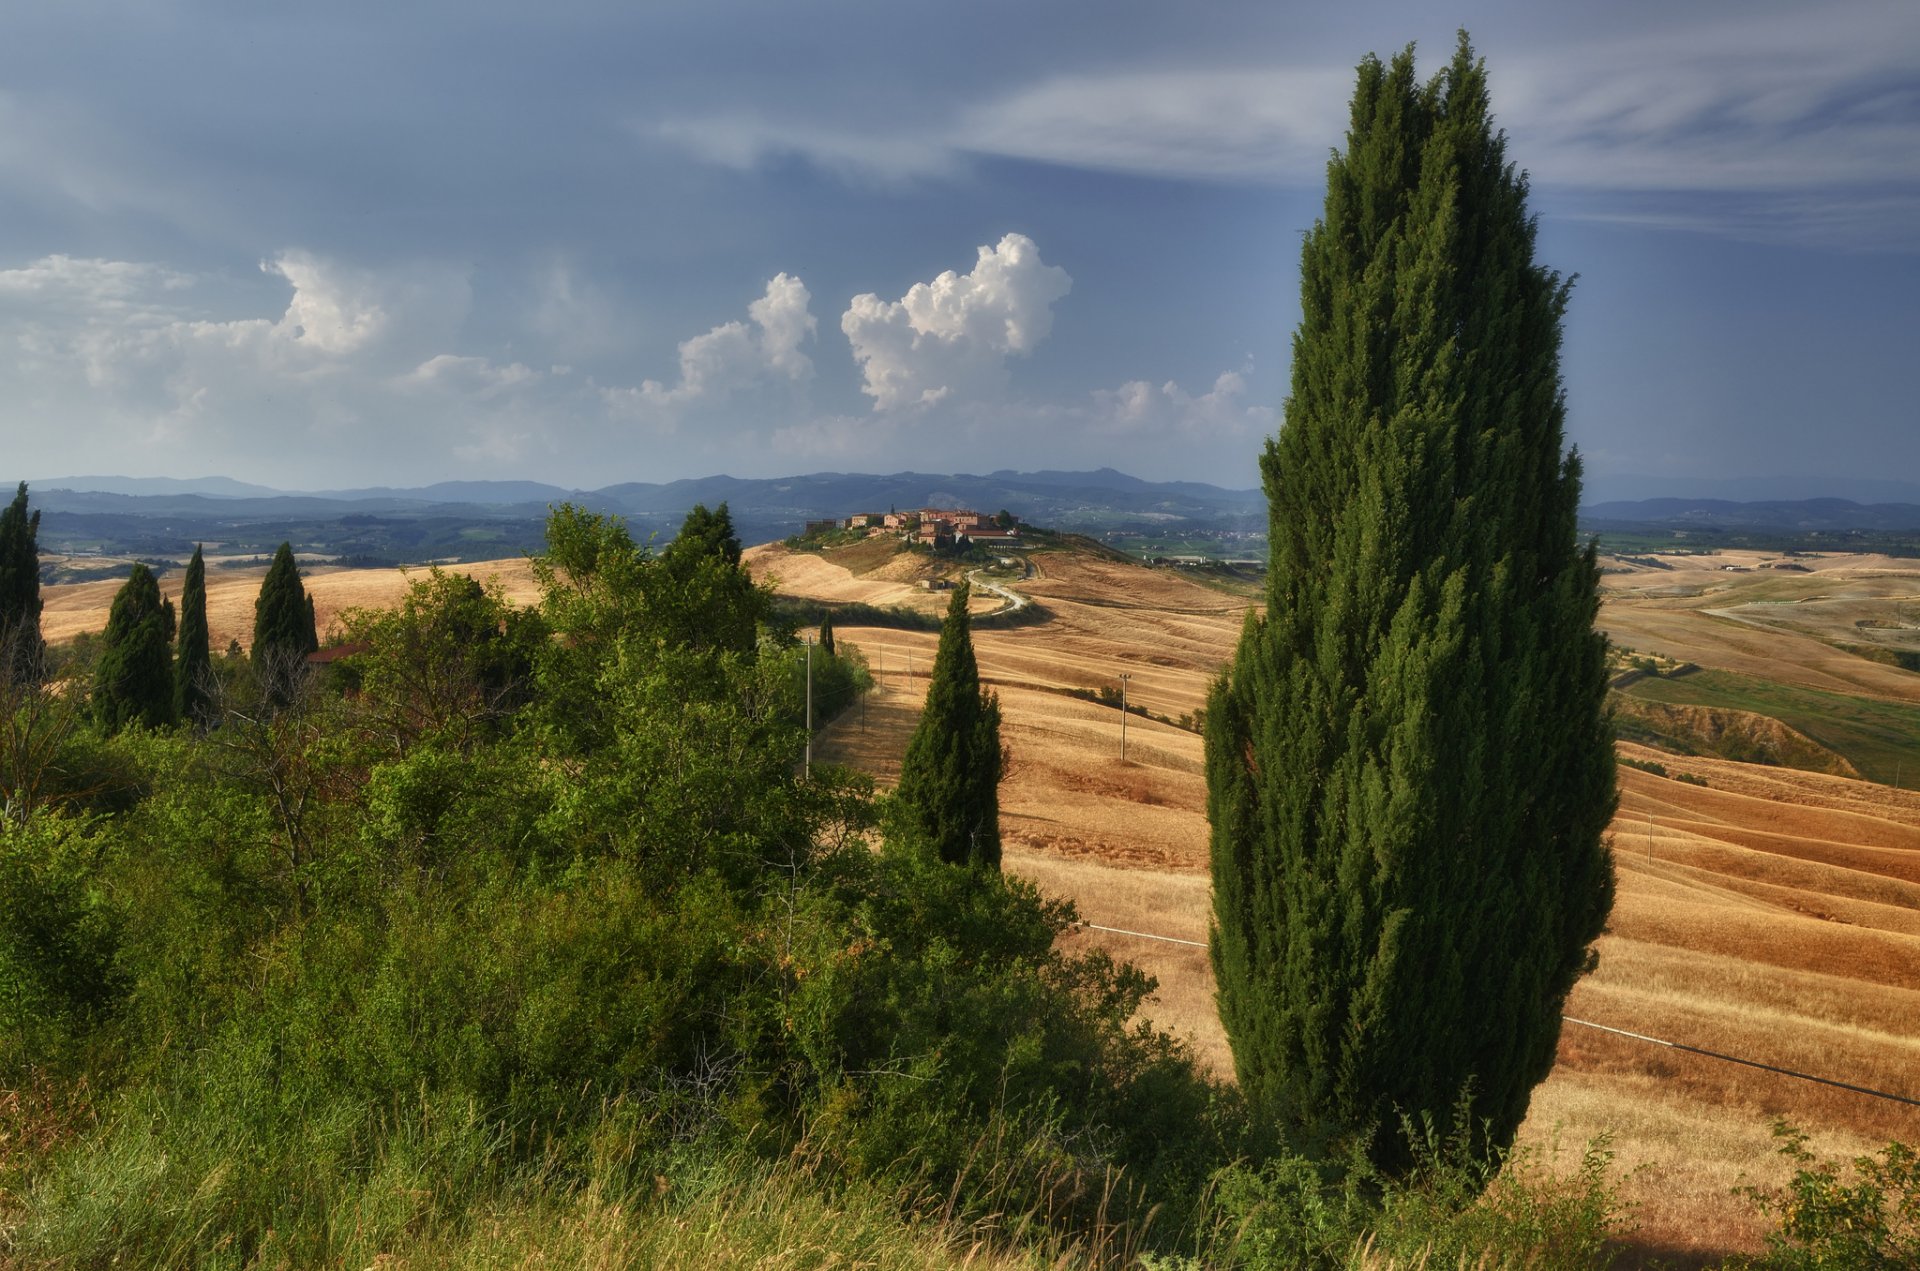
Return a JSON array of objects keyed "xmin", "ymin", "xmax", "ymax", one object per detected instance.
[
  {"xmin": 1078, "ymin": 921, "xmax": 1205, "ymax": 948},
  {"xmin": 1561, "ymin": 1017, "xmax": 1920, "ymax": 1109},
  {"xmin": 1070, "ymin": 922, "xmax": 1920, "ymax": 1109}
]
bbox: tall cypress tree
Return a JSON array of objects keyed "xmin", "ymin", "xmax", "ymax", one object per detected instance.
[
  {"xmin": 93, "ymin": 564, "xmax": 177, "ymax": 731},
  {"xmin": 818, "ymin": 610, "xmax": 836, "ymax": 659},
  {"xmin": 253, "ymin": 542, "xmax": 318, "ymax": 706},
  {"xmin": 1205, "ymin": 37, "xmax": 1615, "ymax": 1171},
  {"xmin": 176, "ymin": 544, "xmax": 213, "ymax": 724},
  {"xmin": 0, "ymin": 481, "xmax": 44, "ymax": 684},
  {"xmin": 894, "ymin": 582, "xmax": 1003, "ymax": 869}
]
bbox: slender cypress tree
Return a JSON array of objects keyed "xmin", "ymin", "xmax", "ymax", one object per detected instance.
[
  {"xmin": 253, "ymin": 542, "xmax": 318, "ymax": 706},
  {"xmin": 0, "ymin": 481, "xmax": 44, "ymax": 684},
  {"xmin": 818, "ymin": 610, "xmax": 836, "ymax": 659},
  {"xmin": 93, "ymin": 564, "xmax": 177, "ymax": 731},
  {"xmin": 176, "ymin": 544, "xmax": 213, "ymax": 724},
  {"xmin": 1205, "ymin": 36, "xmax": 1615, "ymax": 1171},
  {"xmin": 894, "ymin": 582, "xmax": 1003, "ymax": 869}
]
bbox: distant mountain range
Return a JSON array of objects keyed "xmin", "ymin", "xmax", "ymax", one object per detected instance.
[
  {"xmin": 15, "ymin": 468, "xmax": 1269, "ymax": 564},
  {"xmin": 25, "ymin": 468, "xmax": 1261, "ymax": 515},
  {"xmin": 21, "ymin": 471, "xmax": 1920, "ymax": 563}
]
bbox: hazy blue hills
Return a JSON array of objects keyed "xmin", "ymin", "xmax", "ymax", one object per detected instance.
[
  {"xmin": 1583, "ymin": 498, "xmax": 1920, "ymax": 531},
  {"xmin": 16, "ymin": 469, "xmax": 1267, "ymax": 569},
  {"xmin": 26, "ymin": 467, "xmax": 1920, "ymax": 572}
]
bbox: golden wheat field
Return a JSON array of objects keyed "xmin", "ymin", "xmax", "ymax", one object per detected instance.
[
  {"xmin": 780, "ymin": 544, "xmax": 1920, "ymax": 1264},
  {"xmin": 40, "ymin": 556, "xmax": 545, "ymax": 653}
]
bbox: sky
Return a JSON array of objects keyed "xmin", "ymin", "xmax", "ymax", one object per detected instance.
[{"xmin": 0, "ymin": 0, "xmax": 1915, "ymax": 497}]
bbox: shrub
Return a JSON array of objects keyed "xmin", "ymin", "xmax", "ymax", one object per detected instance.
[{"xmin": 1738, "ymin": 1122, "xmax": 1918, "ymax": 1269}]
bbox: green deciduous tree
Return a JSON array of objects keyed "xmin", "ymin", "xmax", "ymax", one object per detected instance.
[
  {"xmin": 894, "ymin": 581, "xmax": 1003, "ymax": 869},
  {"xmin": 1205, "ymin": 36, "xmax": 1616, "ymax": 1171},
  {"xmin": 176, "ymin": 545, "xmax": 213, "ymax": 725},
  {"xmin": 93, "ymin": 564, "xmax": 178, "ymax": 732},
  {"xmin": 0, "ymin": 481, "xmax": 44, "ymax": 685},
  {"xmin": 651, "ymin": 502, "xmax": 767, "ymax": 654},
  {"xmin": 253, "ymin": 542, "xmax": 319, "ymax": 708},
  {"xmin": 344, "ymin": 568, "xmax": 545, "ymax": 756}
]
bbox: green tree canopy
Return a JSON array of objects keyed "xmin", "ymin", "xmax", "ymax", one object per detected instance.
[
  {"xmin": 648, "ymin": 502, "xmax": 766, "ymax": 654},
  {"xmin": 93, "ymin": 564, "xmax": 177, "ymax": 732},
  {"xmin": 344, "ymin": 568, "xmax": 546, "ymax": 756},
  {"xmin": 175, "ymin": 545, "xmax": 213, "ymax": 725},
  {"xmin": 894, "ymin": 582, "xmax": 1003, "ymax": 869},
  {"xmin": 1204, "ymin": 36, "xmax": 1616, "ymax": 1172},
  {"xmin": 0, "ymin": 481, "xmax": 44, "ymax": 684},
  {"xmin": 668, "ymin": 501, "xmax": 744, "ymax": 568}
]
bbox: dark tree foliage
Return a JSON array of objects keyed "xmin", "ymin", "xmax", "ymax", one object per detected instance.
[
  {"xmin": 1205, "ymin": 36, "xmax": 1616, "ymax": 1171},
  {"xmin": 0, "ymin": 481, "xmax": 44, "ymax": 684},
  {"xmin": 894, "ymin": 582, "xmax": 1003, "ymax": 869},
  {"xmin": 670, "ymin": 501, "xmax": 743, "ymax": 568},
  {"xmin": 344, "ymin": 568, "xmax": 546, "ymax": 756},
  {"xmin": 252, "ymin": 542, "xmax": 319, "ymax": 707},
  {"xmin": 650, "ymin": 502, "xmax": 766, "ymax": 654},
  {"xmin": 93, "ymin": 564, "xmax": 177, "ymax": 732},
  {"xmin": 175, "ymin": 545, "xmax": 213, "ymax": 725},
  {"xmin": 818, "ymin": 610, "xmax": 836, "ymax": 659}
]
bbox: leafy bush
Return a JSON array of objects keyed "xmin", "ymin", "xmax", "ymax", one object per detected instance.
[{"xmin": 1738, "ymin": 1122, "xmax": 1918, "ymax": 1269}]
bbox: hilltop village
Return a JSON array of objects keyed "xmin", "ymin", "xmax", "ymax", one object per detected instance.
[{"xmin": 806, "ymin": 506, "xmax": 1024, "ymax": 549}]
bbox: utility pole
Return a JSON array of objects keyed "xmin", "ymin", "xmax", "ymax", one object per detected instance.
[
  {"xmin": 804, "ymin": 634, "xmax": 814, "ymax": 780},
  {"xmin": 1119, "ymin": 672, "xmax": 1132, "ymax": 762}
]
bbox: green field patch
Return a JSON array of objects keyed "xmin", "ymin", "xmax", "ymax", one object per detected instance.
[{"xmin": 1621, "ymin": 668, "xmax": 1920, "ymax": 785}]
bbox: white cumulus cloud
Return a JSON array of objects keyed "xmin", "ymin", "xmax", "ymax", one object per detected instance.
[
  {"xmin": 614, "ymin": 272, "xmax": 817, "ymax": 412},
  {"xmin": 841, "ymin": 233, "xmax": 1070, "ymax": 411}
]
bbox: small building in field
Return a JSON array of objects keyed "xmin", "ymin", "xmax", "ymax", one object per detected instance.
[{"xmin": 959, "ymin": 525, "xmax": 1021, "ymax": 545}]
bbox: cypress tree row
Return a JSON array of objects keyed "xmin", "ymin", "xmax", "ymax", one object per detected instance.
[
  {"xmin": 0, "ymin": 480, "xmax": 44, "ymax": 684},
  {"xmin": 894, "ymin": 582, "xmax": 1003, "ymax": 869},
  {"xmin": 176, "ymin": 544, "xmax": 213, "ymax": 724},
  {"xmin": 253, "ymin": 542, "xmax": 319, "ymax": 706},
  {"xmin": 93, "ymin": 564, "xmax": 178, "ymax": 731},
  {"xmin": 1205, "ymin": 37, "xmax": 1616, "ymax": 1170}
]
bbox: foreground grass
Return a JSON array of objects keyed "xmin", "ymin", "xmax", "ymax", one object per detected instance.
[
  {"xmin": 357, "ymin": 1163, "xmax": 1062, "ymax": 1271},
  {"xmin": 1621, "ymin": 668, "xmax": 1920, "ymax": 784}
]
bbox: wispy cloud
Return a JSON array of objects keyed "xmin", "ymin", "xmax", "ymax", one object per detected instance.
[{"xmin": 652, "ymin": 3, "xmax": 1920, "ymax": 250}]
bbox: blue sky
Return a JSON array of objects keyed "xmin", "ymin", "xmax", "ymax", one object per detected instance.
[{"xmin": 1, "ymin": 0, "xmax": 1915, "ymax": 496}]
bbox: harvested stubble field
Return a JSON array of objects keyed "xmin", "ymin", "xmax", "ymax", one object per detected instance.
[
  {"xmin": 1599, "ymin": 550, "xmax": 1920, "ymax": 702},
  {"xmin": 40, "ymin": 556, "xmax": 544, "ymax": 654},
  {"xmin": 798, "ymin": 544, "xmax": 1920, "ymax": 1265}
]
